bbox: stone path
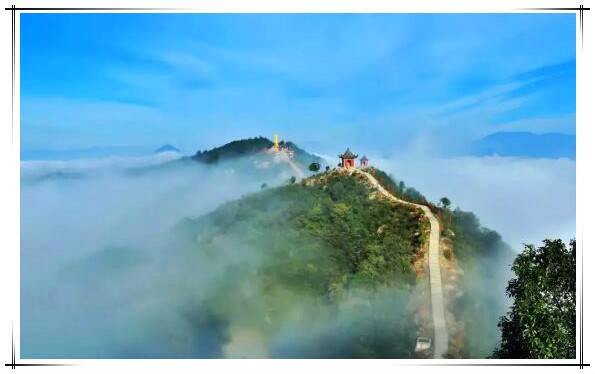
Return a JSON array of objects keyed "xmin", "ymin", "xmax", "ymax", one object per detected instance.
[{"xmin": 354, "ymin": 169, "xmax": 448, "ymax": 359}]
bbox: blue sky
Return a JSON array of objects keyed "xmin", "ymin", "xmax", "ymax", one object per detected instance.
[{"xmin": 21, "ymin": 13, "xmax": 576, "ymax": 157}]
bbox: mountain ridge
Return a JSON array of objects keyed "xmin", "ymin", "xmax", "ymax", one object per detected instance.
[
  {"xmin": 190, "ymin": 136, "xmax": 324, "ymax": 167},
  {"xmin": 471, "ymin": 131, "xmax": 575, "ymax": 159}
]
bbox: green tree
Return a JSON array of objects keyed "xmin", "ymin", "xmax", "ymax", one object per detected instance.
[
  {"xmin": 309, "ymin": 162, "xmax": 321, "ymax": 172},
  {"xmin": 494, "ymin": 239, "xmax": 576, "ymax": 359},
  {"xmin": 329, "ymin": 181, "xmax": 345, "ymax": 201},
  {"xmin": 288, "ymin": 176, "xmax": 297, "ymax": 184},
  {"xmin": 440, "ymin": 197, "xmax": 451, "ymax": 209}
]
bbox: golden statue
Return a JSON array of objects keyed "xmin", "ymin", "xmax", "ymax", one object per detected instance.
[{"xmin": 274, "ymin": 133, "xmax": 280, "ymax": 152}]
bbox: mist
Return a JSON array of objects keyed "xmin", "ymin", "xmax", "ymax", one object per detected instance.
[
  {"xmin": 21, "ymin": 151, "xmax": 574, "ymax": 358},
  {"xmin": 374, "ymin": 155, "xmax": 576, "ymax": 251},
  {"xmin": 22, "ymin": 153, "xmax": 416, "ymax": 358},
  {"xmin": 21, "ymin": 153, "xmax": 301, "ymax": 357},
  {"xmin": 374, "ymin": 154, "xmax": 575, "ymax": 357}
]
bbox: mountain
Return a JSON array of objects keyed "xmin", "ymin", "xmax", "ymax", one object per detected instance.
[
  {"xmin": 471, "ymin": 132, "xmax": 575, "ymax": 159},
  {"xmin": 155, "ymin": 144, "xmax": 181, "ymax": 153},
  {"xmin": 175, "ymin": 168, "xmax": 425, "ymax": 357},
  {"xmin": 173, "ymin": 166, "xmax": 513, "ymax": 358},
  {"xmin": 192, "ymin": 137, "xmax": 273, "ymax": 163},
  {"xmin": 191, "ymin": 136, "xmax": 323, "ymax": 166}
]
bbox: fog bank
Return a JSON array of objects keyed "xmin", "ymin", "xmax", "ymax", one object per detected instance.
[
  {"xmin": 20, "ymin": 152, "xmax": 574, "ymax": 358},
  {"xmin": 21, "ymin": 154, "xmax": 298, "ymax": 357},
  {"xmin": 375, "ymin": 155, "xmax": 575, "ymax": 251}
]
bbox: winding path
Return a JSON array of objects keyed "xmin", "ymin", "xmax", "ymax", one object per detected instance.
[{"xmin": 354, "ymin": 169, "xmax": 448, "ymax": 359}]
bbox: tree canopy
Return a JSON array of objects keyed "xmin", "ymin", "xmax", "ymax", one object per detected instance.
[
  {"xmin": 192, "ymin": 136, "xmax": 273, "ymax": 163},
  {"xmin": 494, "ymin": 239, "xmax": 576, "ymax": 359},
  {"xmin": 440, "ymin": 197, "xmax": 451, "ymax": 209},
  {"xmin": 175, "ymin": 171, "xmax": 426, "ymax": 357}
]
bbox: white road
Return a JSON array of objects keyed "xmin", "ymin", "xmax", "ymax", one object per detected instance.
[{"xmin": 354, "ymin": 169, "xmax": 448, "ymax": 359}]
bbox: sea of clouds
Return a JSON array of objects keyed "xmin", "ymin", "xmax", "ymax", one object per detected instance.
[{"xmin": 20, "ymin": 152, "xmax": 575, "ymax": 357}]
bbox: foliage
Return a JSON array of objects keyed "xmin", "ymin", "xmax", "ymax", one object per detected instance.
[
  {"xmin": 440, "ymin": 197, "xmax": 451, "ymax": 209},
  {"xmin": 189, "ymin": 173, "xmax": 425, "ymax": 290},
  {"xmin": 192, "ymin": 136, "xmax": 273, "ymax": 164},
  {"xmin": 309, "ymin": 162, "xmax": 321, "ymax": 172},
  {"xmin": 367, "ymin": 168, "xmax": 399, "ymax": 195},
  {"xmin": 173, "ymin": 164, "xmax": 519, "ymax": 358},
  {"xmin": 176, "ymin": 172, "xmax": 426, "ymax": 357},
  {"xmin": 354, "ymin": 163, "xmax": 517, "ymax": 364},
  {"xmin": 494, "ymin": 239, "xmax": 576, "ymax": 359},
  {"xmin": 450, "ymin": 209, "xmax": 508, "ymax": 261},
  {"xmin": 366, "ymin": 167, "xmax": 428, "ymax": 205},
  {"xmin": 191, "ymin": 137, "xmax": 325, "ymax": 168}
]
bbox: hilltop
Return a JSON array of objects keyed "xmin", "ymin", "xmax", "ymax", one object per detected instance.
[
  {"xmin": 190, "ymin": 136, "xmax": 324, "ymax": 167},
  {"xmin": 192, "ymin": 137, "xmax": 273, "ymax": 163}
]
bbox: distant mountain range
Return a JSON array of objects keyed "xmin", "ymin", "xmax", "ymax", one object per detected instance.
[
  {"xmin": 155, "ymin": 144, "xmax": 181, "ymax": 153},
  {"xmin": 470, "ymin": 132, "xmax": 575, "ymax": 159}
]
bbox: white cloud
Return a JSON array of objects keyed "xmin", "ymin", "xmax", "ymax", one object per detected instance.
[
  {"xmin": 161, "ymin": 52, "xmax": 217, "ymax": 80},
  {"xmin": 375, "ymin": 155, "xmax": 576, "ymax": 251},
  {"xmin": 21, "ymin": 152, "xmax": 182, "ymax": 179}
]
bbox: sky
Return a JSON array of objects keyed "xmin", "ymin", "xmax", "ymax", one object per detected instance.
[{"xmin": 20, "ymin": 13, "xmax": 576, "ymax": 156}]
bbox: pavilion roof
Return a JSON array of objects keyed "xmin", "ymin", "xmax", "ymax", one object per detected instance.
[
  {"xmin": 338, "ymin": 148, "xmax": 358, "ymax": 159},
  {"xmin": 360, "ymin": 155, "xmax": 368, "ymax": 161}
]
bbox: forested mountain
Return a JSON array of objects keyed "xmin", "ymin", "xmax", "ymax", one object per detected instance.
[
  {"xmin": 170, "ymin": 166, "xmax": 514, "ymax": 358},
  {"xmin": 190, "ymin": 136, "xmax": 323, "ymax": 166},
  {"xmin": 192, "ymin": 137, "xmax": 274, "ymax": 164}
]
